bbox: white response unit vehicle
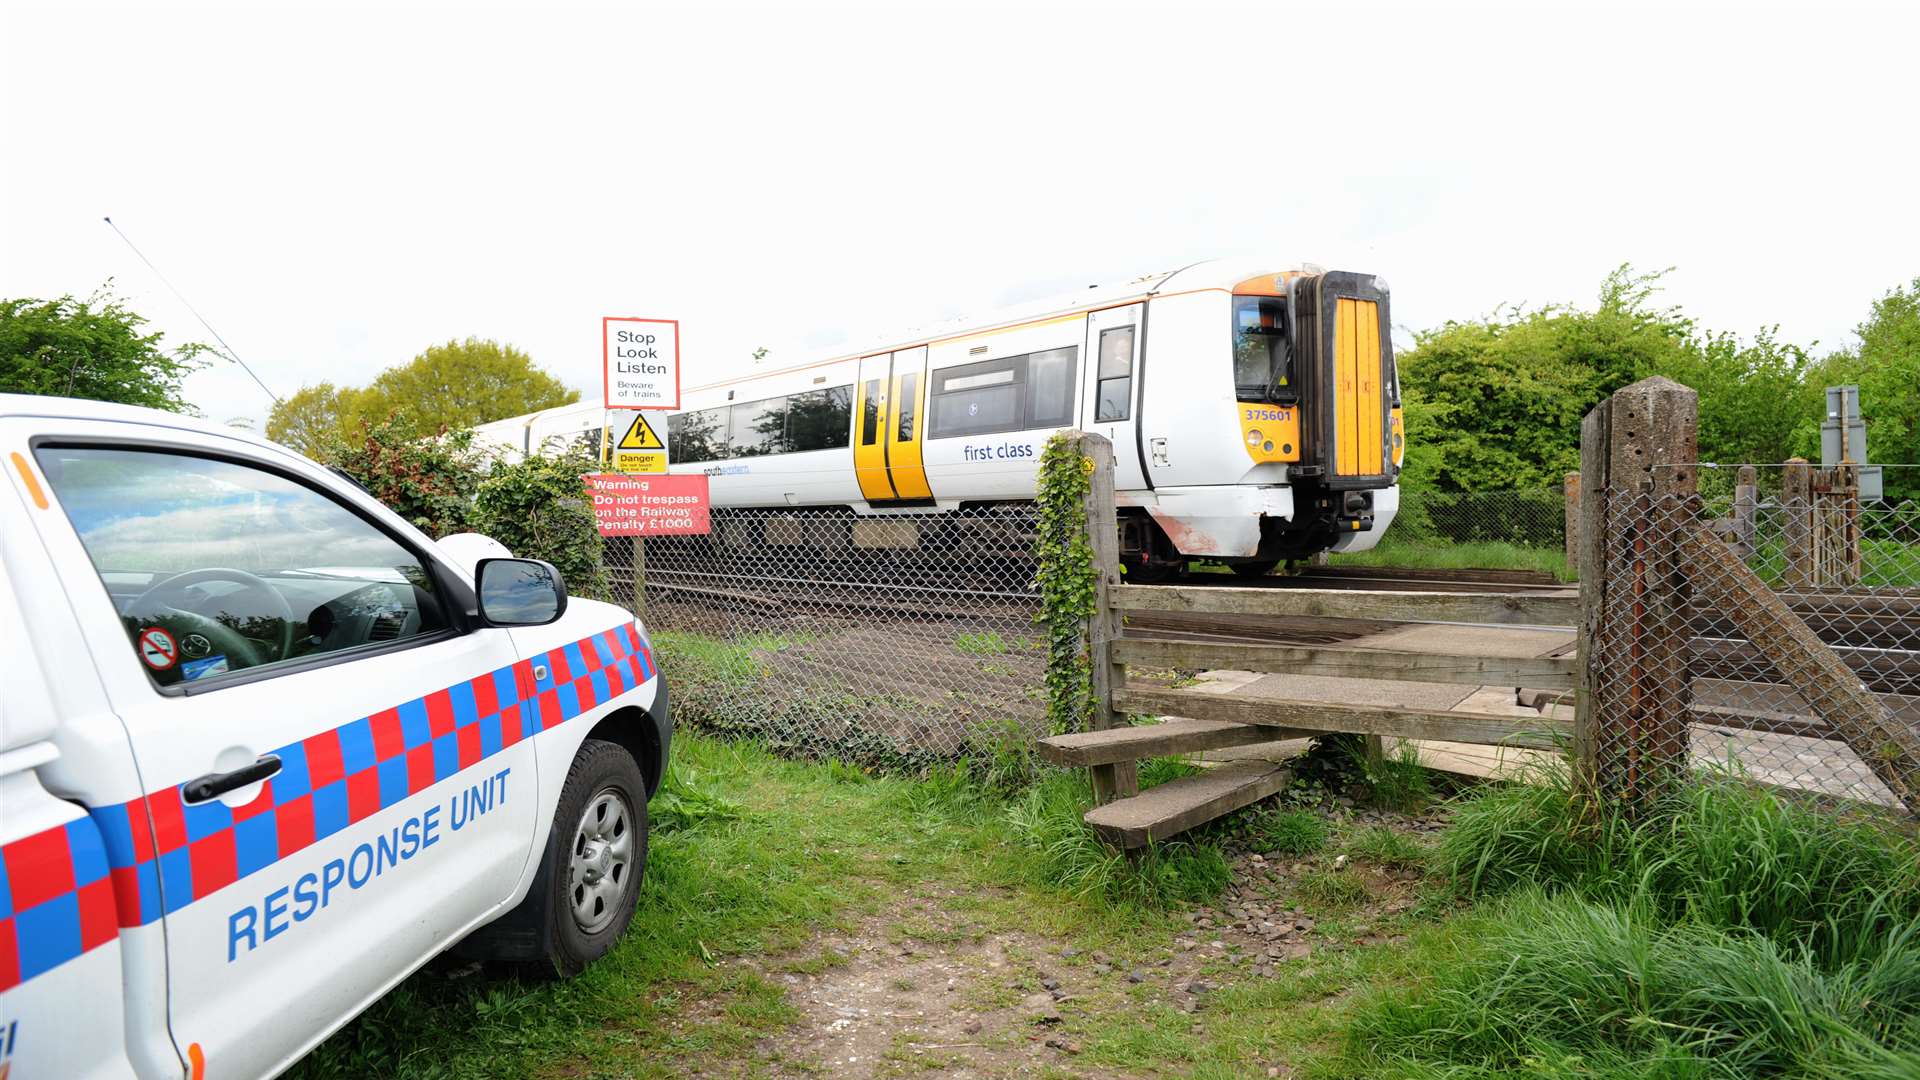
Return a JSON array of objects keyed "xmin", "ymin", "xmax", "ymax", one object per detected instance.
[{"xmin": 0, "ymin": 394, "xmax": 671, "ymax": 1079}]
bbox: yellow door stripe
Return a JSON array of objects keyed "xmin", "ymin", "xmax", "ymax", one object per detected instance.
[
  {"xmin": 1356, "ymin": 300, "xmax": 1384, "ymax": 474},
  {"xmin": 1333, "ymin": 300, "xmax": 1358, "ymax": 476}
]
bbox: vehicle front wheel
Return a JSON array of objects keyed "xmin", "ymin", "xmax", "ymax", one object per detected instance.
[{"xmin": 533, "ymin": 739, "xmax": 649, "ymax": 977}]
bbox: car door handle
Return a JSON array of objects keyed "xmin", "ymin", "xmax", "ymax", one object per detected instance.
[{"xmin": 182, "ymin": 754, "xmax": 284, "ymax": 804}]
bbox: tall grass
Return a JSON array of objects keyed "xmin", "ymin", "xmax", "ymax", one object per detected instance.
[
  {"xmin": 1341, "ymin": 889, "xmax": 1920, "ymax": 1078},
  {"xmin": 1439, "ymin": 770, "xmax": 1920, "ymax": 958},
  {"xmin": 1330, "ymin": 770, "xmax": 1920, "ymax": 1078}
]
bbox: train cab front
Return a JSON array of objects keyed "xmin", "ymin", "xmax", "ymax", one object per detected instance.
[{"xmin": 1231, "ymin": 269, "xmax": 1404, "ymax": 560}]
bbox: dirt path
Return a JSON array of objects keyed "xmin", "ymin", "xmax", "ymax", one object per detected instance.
[{"xmin": 703, "ymin": 811, "xmax": 1438, "ymax": 1079}]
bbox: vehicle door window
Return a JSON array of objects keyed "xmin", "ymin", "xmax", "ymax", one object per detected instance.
[
  {"xmin": 34, "ymin": 446, "xmax": 450, "ymax": 689},
  {"xmin": 1095, "ymin": 326, "xmax": 1134, "ymax": 422}
]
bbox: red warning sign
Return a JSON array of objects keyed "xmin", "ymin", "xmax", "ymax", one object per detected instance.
[
  {"xmin": 583, "ymin": 473, "xmax": 711, "ymax": 536},
  {"xmin": 138, "ymin": 626, "xmax": 179, "ymax": 670}
]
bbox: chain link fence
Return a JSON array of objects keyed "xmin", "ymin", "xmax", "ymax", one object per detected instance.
[
  {"xmin": 1393, "ymin": 487, "xmax": 1568, "ymax": 549},
  {"xmin": 1591, "ymin": 464, "xmax": 1920, "ymax": 816},
  {"xmin": 599, "ymin": 505, "xmax": 1044, "ymax": 769}
]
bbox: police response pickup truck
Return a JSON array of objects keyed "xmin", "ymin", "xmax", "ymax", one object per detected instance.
[{"xmin": 0, "ymin": 395, "xmax": 671, "ymax": 1079}]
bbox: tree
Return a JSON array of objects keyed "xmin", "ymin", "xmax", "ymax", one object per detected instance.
[
  {"xmin": 0, "ymin": 288, "xmax": 209, "ymax": 412},
  {"xmin": 265, "ymin": 382, "xmax": 374, "ymax": 456},
  {"xmin": 362, "ymin": 337, "xmax": 576, "ymax": 434}
]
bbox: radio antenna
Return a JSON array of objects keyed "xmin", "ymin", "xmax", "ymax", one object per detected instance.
[{"xmin": 102, "ymin": 216, "xmax": 282, "ymax": 405}]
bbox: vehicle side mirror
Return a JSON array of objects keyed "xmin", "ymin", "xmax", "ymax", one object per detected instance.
[{"xmin": 475, "ymin": 558, "xmax": 568, "ymax": 626}]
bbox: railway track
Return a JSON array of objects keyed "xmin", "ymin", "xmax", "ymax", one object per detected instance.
[{"xmin": 623, "ymin": 563, "xmax": 1573, "ymax": 647}]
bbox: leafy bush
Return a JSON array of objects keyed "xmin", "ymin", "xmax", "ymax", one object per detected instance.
[
  {"xmin": 472, "ymin": 442, "xmax": 608, "ymax": 599},
  {"xmin": 328, "ymin": 415, "xmax": 485, "ymax": 538}
]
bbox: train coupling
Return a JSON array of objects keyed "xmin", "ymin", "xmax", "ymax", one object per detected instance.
[{"xmin": 1336, "ymin": 490, "xmax": 1374, "ymax": 532}]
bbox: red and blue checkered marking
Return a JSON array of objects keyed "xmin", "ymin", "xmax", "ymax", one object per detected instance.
[
  {"xmin": 0, "ymin": 622, "xmax": 652, "ymax": 993},
  {"xmin": 0, "ymin": 818, "xmax": 120, "ymax": 993}
]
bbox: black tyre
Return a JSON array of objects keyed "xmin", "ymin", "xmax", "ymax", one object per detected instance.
[{"xmin": 531, "ymin": 739, "xmax": 649, "ymax": 977}]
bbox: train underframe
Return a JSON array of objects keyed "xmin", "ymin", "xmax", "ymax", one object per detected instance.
[{"xmin": 609, "ymin": 481, "xmax": 1383, "ymax": 586}]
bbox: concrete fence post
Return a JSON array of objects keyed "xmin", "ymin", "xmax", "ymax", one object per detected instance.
[{"xmin": 1576, "ymin": 377, "xmax": 1700, "ymax": 808}]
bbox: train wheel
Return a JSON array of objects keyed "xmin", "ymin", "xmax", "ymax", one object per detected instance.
[
  {"xmin": 1125, "ymin": 560, "xmax": 1185, "ymax": 584},
  {"xmin": 1229, "ymin": 559, "xmax": 1281, "ymax": 579}
]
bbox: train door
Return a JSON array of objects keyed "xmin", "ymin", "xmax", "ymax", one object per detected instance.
[
  {"xmin": 853, "ymin": 349, "xmax": 933, "ymax": 503},
  {"xmin": 1083, "ymin": 305, "xmax": 1146, "ymax": 490},
  {"xmin": 886, "ymin": 347, "xmax": 932, "ymax": 499},
  {"xmin": 854, "ymin": 353, "xmax": 894, "ymax": 501}
]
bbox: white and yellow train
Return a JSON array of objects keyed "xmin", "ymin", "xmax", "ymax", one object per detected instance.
[{"xmin": 474, "ymin": 259, "xmax": 1404, "ymax": 576}]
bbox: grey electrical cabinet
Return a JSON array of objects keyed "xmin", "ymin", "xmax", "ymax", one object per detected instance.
[{"xmin": 1822, "ymin": 385, "xmax": 1884, "ymax": 501}]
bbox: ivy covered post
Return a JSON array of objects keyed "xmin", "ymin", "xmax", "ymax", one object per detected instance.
[{"xmin": 1035, "ymin": 431, "xmax": 1136, "ymax": 802}]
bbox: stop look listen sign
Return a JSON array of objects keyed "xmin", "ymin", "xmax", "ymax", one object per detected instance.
[{"xmin": 603, "ymin": 316, "xmax": 680, "ymax": 410}]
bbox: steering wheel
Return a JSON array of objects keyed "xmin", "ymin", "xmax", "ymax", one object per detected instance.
[{"xmin": 129, "ymin": 567, "xmax": 297, "ymax": 668}]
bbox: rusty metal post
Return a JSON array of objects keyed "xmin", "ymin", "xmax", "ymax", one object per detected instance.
[
  {"xmin": 1783, "ymin": 458, "xmax": 1812, "ymax": 589},
  {"xmin": 1576, "ymin": 377, "xmax": 1699, "ymax": 809},
  {"xmin": 1564, "ymin": 471, "xmax": 1582, "ymax": 574}
]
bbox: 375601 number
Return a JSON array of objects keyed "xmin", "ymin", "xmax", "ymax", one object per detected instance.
[{"xmin": 1242, "ymin": 408, "xmax": 1292, "ymax": 422}]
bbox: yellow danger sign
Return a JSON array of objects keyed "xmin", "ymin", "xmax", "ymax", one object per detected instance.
[
  {"xmin": 607, "ymin": 411, "xmax": 667, "ymax": 473},
  {"xmin": 615, "ymin": 411, "xmax": 665, "ymax": 451}
]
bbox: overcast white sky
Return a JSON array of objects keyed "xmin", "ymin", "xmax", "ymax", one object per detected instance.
[{"xmin": 4, "ymin": 0, "xmax": 1916, "ymax": 428}]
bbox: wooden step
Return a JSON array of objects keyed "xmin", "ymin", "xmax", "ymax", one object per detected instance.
[
  {"xmin": 1083, "ymin": 761, "xmax": 1292, "ymax": 849},
  {"xmin": 1113, "ymin": 686, "xmax": 1571, "ymax": 750},
  {"xmin": 1035, "ymin": 719, "xmax": 1306, "ymax": 767}
]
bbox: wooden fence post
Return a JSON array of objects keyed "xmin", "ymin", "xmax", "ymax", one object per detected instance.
[
  {"xmin": 1563, "ymin": 471, "xmax": 1581, "ymax": 573},
  {"xmin": 1783, "ymin": 458, "xmax": 1812, "ymax": 589},
  {"xmin": 1576, "ymin": 377, "xmax": 1699, "ymax": 807},
  {"xmin": 1731, "ymin": 465, "xmax": 1758, "ymax": 558},
  {"xmin": 1080, "ymin": 433, "xmax": 1139, "ymax": 803}
]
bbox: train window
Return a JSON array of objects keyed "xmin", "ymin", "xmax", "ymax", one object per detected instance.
[
  {"xmin": 861, "ymin": 379, "xmax": 883, "ymax": 445},
  {"xmin": 1095, "ymin": 326, "xmax": 1134, "ymax": 422},
  {"xmin": 896, "ymin": 372, "xmax": 918, "ymax": 441},
  {"xmin": 930, "ymin": 356, "xmax": 1018, "ymax": 437},
  {"xmin": 668, "ymin": 407, "xmax": 729, "ymax": 463},
  {"xmin": 730, "ymin": 397, "xmax": 789, "ymax": 457},
  {"xmin": 788, "ymin": 385, "xmax": 853, "ymax": 452},
  {"xmin": 929, "ymin": 348, "xmax": 1078, "ymax": 438},
  {"xmin": 1026, "ymin": 347, "xmax": 1076, "ymax": 428},
  {"xmin": 1233, "ymin": 297, "xmax": 1294, "ymax": 403}
]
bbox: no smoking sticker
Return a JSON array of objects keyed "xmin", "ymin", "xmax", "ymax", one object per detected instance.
[{"xmin": 138, "ymin": 626, "xmax": 178, "ymax": 670}]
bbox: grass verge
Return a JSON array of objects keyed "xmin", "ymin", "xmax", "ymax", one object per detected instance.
[{"xmin": 1321, "ymin": 770, "xmax": 1920, "ymax": 1078}]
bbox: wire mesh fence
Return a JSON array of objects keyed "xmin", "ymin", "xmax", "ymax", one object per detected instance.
[
  {"xmin": 1591, "ymin": 463, "xmax": 1920, "ymax": 816},
  {"xmin": 1392, "ymin": 487, "xmax": 1569, "ymax": 550},
  {"xmin": 598, "ymin": 505, "xmax": 1044, "ymax": 768}
]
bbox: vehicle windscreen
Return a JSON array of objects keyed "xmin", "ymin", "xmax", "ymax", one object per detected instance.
[{"xmin": 1232, "ymin": 296, "xmax": 1295, "ymax": 404}]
